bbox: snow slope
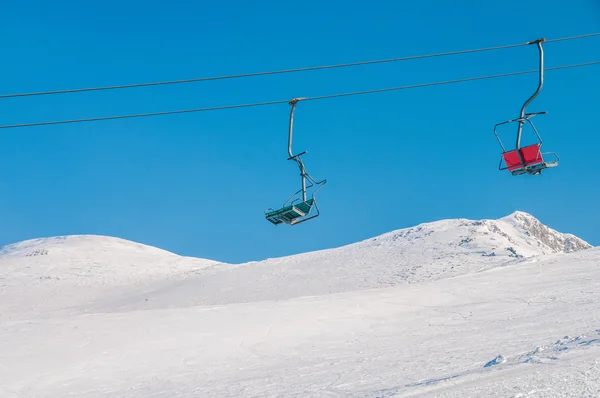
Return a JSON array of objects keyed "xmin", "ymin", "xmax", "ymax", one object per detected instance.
[
  {"xmin": 1, "ymin": 246, "xmax": 599, "ymax": 397},
  {"xmin": 94, "ymin": 210, "xmax": 591, "ymax": 312},
  {"xmin": 0, "ymin": 235, "xmax": 219, "ymax": 320},
  {"xmin": 0, "ymin": 211, "xmax": 597, "ymax": 397},
  {"xmin": 3, "ymin": 211, "xmax": 590, "ymax": 318},
  {"xmin": 0, "ymin": 234, "xmax": 219, "ymax": 282}
]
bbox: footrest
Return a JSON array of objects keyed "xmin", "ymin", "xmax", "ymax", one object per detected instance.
[{"xmin": 509, "ymin": 161, "xmax": 558, "ymax": 176}]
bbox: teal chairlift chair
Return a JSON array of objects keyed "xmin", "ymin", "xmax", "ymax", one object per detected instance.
[{"xmin": 265, "ymin": 98, "xmax": 327, "ymax": 226}]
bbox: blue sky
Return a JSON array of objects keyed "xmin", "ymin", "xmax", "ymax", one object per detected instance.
[{"xmin": 1, "ymin": 0, "xmax": 599, "ymax": 263}]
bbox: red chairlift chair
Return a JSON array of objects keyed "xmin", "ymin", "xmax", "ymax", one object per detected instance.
[{"xmin": 493, "ymin": 38, "xmax": 559, "ymax": 176}]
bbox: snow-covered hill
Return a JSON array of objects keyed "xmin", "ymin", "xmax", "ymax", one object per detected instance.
[
  {"xmin": 0, "ymin": 235, "xmax": 219, "ymax": 320},
  {"xmin": 1, "ymin": 234, "xmax": 599, "ymax": 396},
  {"xmin": 253, "ymin": 210, "xmax": 591, "ymax": 284},
  {"xmin": 99, "ymin": 211, "xmax": 591, "ymax": 311},
  {"xmin": 0, "ymin": 234, "xmax": 219, "ymax": 283},
  {"xmin": 0, "ymin": 211, "xmax": 592, "ymax": 318}
]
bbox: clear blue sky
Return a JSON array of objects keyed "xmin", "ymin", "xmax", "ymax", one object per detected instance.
[{"xmin": 1, "ymin": 0, "xmax": 599, "ymax": 263}]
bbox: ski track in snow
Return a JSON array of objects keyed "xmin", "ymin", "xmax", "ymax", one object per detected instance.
[
  {"xmin": 374, "ymin": 330, "xmax": 600, "ymax": 397},
  {"xmin": 0, "ymin": 212, "xmax": 598, "ymax": 397}
]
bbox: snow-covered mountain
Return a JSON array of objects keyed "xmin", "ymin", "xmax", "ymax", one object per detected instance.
[
  {"xmin": 250, "ymin": 210, "xmax": 591, "ymax": 285},
  {"xmin": 100, "ymin": 210, "xmax": 591, "ymax": 311},
  {"xmin": 0, "ymin": 235, "xmax": 219, "ymax": 320},
  {"xmin": 0, "ymin": 211, "xmax": 598, "ymax": 397},
  {"xmin": 1, "ymin": 211, "xmax": 589, "ymax": 280},
  {"xmin": 0, "ymin": 211, "xmax": 592, "ymax": 317},
  {"xmin": 0, "ymin": 234, "xmax": 218, "ymax": 284}
]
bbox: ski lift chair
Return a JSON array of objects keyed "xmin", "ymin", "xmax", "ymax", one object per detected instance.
[
  {"xmin": 495, "ymin": 112, "xmax": 559, "ymax": 176},
  {"xmin": 493, "ymin": 38, "xmax": 559, "ymax": 176},
  {"xmin": 264, "ymin": 98, "xmax": 327, "ymax": 226},
  {"xmin": 265, "ymin": 195, "xmax": 320, "ymax": 226}
]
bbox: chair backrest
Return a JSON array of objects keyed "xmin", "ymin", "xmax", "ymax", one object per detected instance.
[{"xmin": 502, "ymin": 143, "xmax": 543, "ymax": 171}]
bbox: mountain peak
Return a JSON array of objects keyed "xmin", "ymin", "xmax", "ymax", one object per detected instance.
[
  {"xmin": 497, "ymin": 211, "xmax": 591, "ymax": 253},
  {"xmin": 503, "ymin": 210, "xmax": 536, "ymax": 220}
]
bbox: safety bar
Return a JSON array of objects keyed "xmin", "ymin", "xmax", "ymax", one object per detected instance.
[
  {"xmin": 525, "ymin": 111, "xmax": 547, "ymax": 117},
  {"xmin": 494, "ymin": 111, "xmax": 546, "ymax": 153},
  {"xmin": 288, "ymin": 151, "xmax": 307, "ymax": 160},
  {"xmin": 282, "ymin": 175, "xmax": 327, "ymax": 208},
  {"xmin": 290, "ymin": 200, "xmax": 321, "ymax": 226},
  {"xmin": 540, "ymin": 151, "xmax": 560, "ymax": 164}
]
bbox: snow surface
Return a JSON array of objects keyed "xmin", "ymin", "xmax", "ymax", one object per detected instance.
[{"xmin": 1, "ymin": 211, "xmax": 598, "ymax": 397}]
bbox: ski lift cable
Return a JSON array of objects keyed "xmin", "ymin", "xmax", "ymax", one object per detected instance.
[
  {"xmin": 0, "ymin": 60, "xmax": 598, "ymax": 130},
  {"xmin": 1, "ymin": 32, "xmax": 599, "ymax": 100},
  {"xmin": 303, "ymin": 60, "xmax": 599, "ymax": 102}
]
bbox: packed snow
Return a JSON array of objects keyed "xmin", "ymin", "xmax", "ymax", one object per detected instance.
[{"xmin": 1, "ymin": 211, "xmax": 598, "ymax": 397}]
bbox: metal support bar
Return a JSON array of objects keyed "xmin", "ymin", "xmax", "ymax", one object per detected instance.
[
  {"xmin": 516, "ymin": 38, "xmax": 545, "ymax": 151},
  {"xmin": 287, "ymin": 97, "xmax": 307, "ymax": 159},
  {"xmin": 287, "ymin": 98, "xmax": 308, "ymax": 202}
]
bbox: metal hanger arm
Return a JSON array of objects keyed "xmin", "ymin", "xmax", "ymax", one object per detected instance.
[{"xmin": 516, "ymin": 38, "xmax": 545, "ymax": 150}]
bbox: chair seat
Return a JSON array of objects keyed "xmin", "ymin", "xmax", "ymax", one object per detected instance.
[
  {"xmin": 502, "ymin": 143, "xmax": 544, "ymax": 171},
  {"xmin": 502, "ymin": 143, "xmax": 558, "ymax": 175},
  {"xmin": 265, "ymin": 199, "xmax": 315, "ymax": 225}
]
